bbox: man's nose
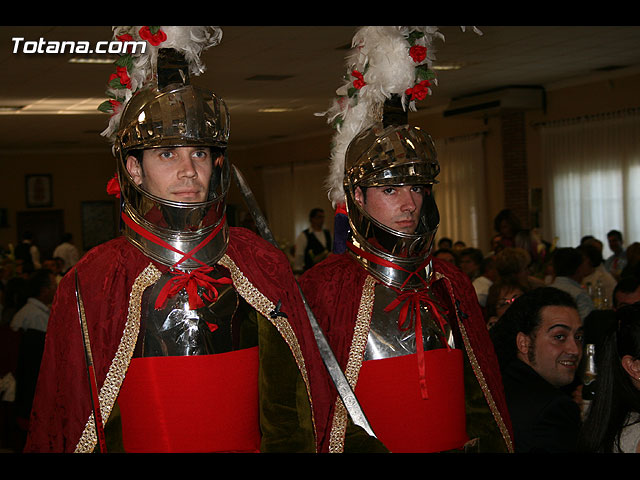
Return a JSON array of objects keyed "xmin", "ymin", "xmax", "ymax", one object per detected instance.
[
  {"xmin": 566, "ymin": 336, "xmax": 582, "ymax": 356},
  {"xmin": 399, "ymin": 189, "xmax": 418, "ymax": 212},
  {"xmin": 177, "ymin": 151, "xmax": 197, "ymax": 177}
]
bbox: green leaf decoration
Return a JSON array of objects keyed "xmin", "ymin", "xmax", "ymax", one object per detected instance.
[
  {"xmin": 406, "ymin": 31, "xmax": 425, "ymax": 46},
  {"xmin": 415, "ymin": 65, "xmax": 435, "ymax": 81},
  {"xmin": 114, "ymin": 54, "xmax": 133, "ymax": 70},
  {"xmin": 150, "ymin": 26, "xmax": 161, "ymax": 35},
  {"xmin": 97, "ymin": 100, "xmax": 113, "ymax": 114}
]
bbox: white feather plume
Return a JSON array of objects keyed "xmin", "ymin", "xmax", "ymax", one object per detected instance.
[
  {"xmin": 321, "ymin": 26, "xmax": 444, "ymax": 206},
  {"xmin": 100, "ymin": 26, "xmax": 223, "ymax": 141}
]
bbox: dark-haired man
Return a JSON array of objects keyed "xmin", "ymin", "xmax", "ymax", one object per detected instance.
[
  {"xmin": 25, "ymin": 30, "xmax": 329, "ymax": 453},
  {"xmin": 490, "ymin": 287, "xmax": 584, "ymax": 453},
  {"xmin": 613, "ymin": 276, "xmax": 640, "ymax": 310},
  {"xmin": 293, "ymin": 208, "xmax": 332, "ymax": 274},
  {"xmin": 605, "ymin": 230, "xmax": 627, "ymax": 280},
  {"xmin": 300, "ymin": 118, "xmax": 513, "ymax": 453}
]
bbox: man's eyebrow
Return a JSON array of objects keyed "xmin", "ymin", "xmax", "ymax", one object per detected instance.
[
  {"xmin": 546, "ymin": 324, "xmax": 584, "ymax": 333},
  {"xmin": 546, "ymin": 323, "xmax": 571, "ymax": 332}
]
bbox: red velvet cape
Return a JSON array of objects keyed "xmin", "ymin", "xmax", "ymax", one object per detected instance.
[
  {"xmin": 24, "ymin": 228, "xmax": 332, "ymax": 453},
  {"xmin": 299, "ymin": 253, "xmax": 514, "ymax": 452}
]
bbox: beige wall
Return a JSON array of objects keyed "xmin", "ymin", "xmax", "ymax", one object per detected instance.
[{"xmin": 2, "ymin": 71, "xmax": 640, "ymax": 256}]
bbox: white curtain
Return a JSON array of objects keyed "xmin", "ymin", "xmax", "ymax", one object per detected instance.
[
  {"xmin": 541, "ymin": 110, "xmax": 640, "ymax": 257},
  {"xmin": 261, "ymin": 161, "xmax": 334, "ymax": 252},
  {"xmin": 434, "ymin": 134, "xmax": 488, "ymax": 250}
]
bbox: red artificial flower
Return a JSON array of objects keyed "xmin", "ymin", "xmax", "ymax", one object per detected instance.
[
  {"xmin": 405, "ymin": 79, "xmax": 431, "ymax": 101},
  {"xmin": 109, "ymin": 66, "xmax": 131, "ymax": 89},
  {"xmin": 116, "ymin": 33, "xmax": 135, "ymax": 53},
  {"xmin": 409, "ymin": 45, "xmax": 427, "ymax": 63},
  {"xmin": 106, "ymin": 173, "xmax": 121, "ymax": 198},
  {"xmin": 351, "ymin": 70, "xmax": 366, "ymax": 89},
  {"xmin": 139, "ymin": 26, "xmax": 167, "ymax": 46}
]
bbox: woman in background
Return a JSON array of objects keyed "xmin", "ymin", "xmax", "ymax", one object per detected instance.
[{"xmin": 578, "ymin": 303, "xmax": 640, "ymax": 452}]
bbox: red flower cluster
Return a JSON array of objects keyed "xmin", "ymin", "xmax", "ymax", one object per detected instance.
[
  {"xmin": 351, "ymin": 70, "xmax": 366, "ymax": 89},
  {"xmin": 409, "ymin": 45, "xmax": 427, "ymax": 63},
  {"xmin": 405, "ymin": 79, "xmax": 431, "ymax": 101},
  {"xmin": 139, "ymin": 26, "xmax": 167, "ymax": 46},
  {"xmin": 106, "ymin": 173, "xmax": 121, "ymax": 198},
  {"xmin": 109, "ymin": 66, "xmax": 131, "ymax": 89}
]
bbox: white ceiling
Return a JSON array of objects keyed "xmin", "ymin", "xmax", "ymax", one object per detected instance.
[{"xmin": 2, "ymin": 25, "xmax": 640, "ymax": 153}]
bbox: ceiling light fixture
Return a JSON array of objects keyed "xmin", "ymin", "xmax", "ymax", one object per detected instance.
[
  {"xmin": 258, "ymin": 107, "xmax": 295, "ymax": 113},
  {"xmin": 0, "ymin": 98, "xmax": 105, "ymax": 115},
  {"xmin": 432, "ymin": 64, "xmax": 464, "ymax": 71}
]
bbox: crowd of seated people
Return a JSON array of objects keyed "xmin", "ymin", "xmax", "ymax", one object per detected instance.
[{"xmin": 442, "ymin": 210, "xmax": 640, "ymax": 453}]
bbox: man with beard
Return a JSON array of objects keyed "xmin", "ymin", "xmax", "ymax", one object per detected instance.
[{"xmin": 490, "ymin": 287, "xmax": 584, "ymax": 452}]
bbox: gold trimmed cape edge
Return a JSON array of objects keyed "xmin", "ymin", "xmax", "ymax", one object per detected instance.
[
  {"xmin": 75, "ymin": 256, "xmax": 318, "ymax": 452},
  {"xmin": 327, "ymin": 272, "xmax": 514, "ymax": 453}
]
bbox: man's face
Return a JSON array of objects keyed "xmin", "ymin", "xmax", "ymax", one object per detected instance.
[
  {"xmin": 615, "ymin": 286, "xmax": 640, "ymax": 310},
  {"xmin": 310, "ymin": 211, "xmax": 325, "ymax": 231},
  {"xmin": 126, "ymin": 146, "xmax": 214, "ymax": 203},
  {"xmin": 517, "ymin": 305, "xmax": 583, "ymax": 388},
  {"xmin": 608, "ymin": 234, "xmax": 623, "ymax": 254},
  {"xmin": 459, "ymin": 255, "xmax": 479, "ymax": 277},
  {"xmin": 355, "ymin": 185, "xmax": 425, "ymax": 234}
]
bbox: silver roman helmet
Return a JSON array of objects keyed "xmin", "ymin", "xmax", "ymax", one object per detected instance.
[
  {"xmin": 320, "ymin": 27, "xmax": 449, "ymax": 290},
  {"xmin": 343, "ymin": 99, "xmax": 441, "ymax": 289},
  {"xmin": 107, "ymin": 34, "xmax": 230, "ymax": 270}
]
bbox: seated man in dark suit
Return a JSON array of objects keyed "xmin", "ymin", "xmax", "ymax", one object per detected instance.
[{"xmin": 490, "ymin": 287, "xmax": 584, "ymax": 452}]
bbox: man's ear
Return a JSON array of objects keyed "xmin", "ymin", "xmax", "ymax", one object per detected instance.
[
  {"xmin": 621, "ymin": 355, "xmax": 640, "ymax": 381},
  {"xmin": 354, "ymin": 186, "xmax": 365, "ymax": 208},
  {"xmin": 516, "ymin": 332, "xmax": 531, "ymax": 357},
  {"xmin": 126, "ymin": 156, "xmax": 143, "ymax": 186}
]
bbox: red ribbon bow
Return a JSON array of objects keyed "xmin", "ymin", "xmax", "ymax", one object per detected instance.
[
  {"xmin": 154, "ymin": 266, "xmax": 233, "ymax": 312},
  {"xmin": 122, "ymin": 212, "xmax": 231, "ymax": 314}
]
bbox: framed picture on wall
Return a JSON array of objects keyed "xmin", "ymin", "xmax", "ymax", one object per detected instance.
[{"xmin": 25, "ymin": 174, "xmax": 53, "ymax": 208}]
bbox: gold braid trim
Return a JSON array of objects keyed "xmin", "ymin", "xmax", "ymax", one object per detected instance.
[
  {"xmin": 435, "ymin": 272, "xmax": 515, "ymax": 453},
  {"xmin": 218, "ymin": 254, "xmax": 317, "ymax": 450},
  {"xmin": 328, "ymin": 275, "xmax": 377, "ymax": 453},
  {"xmin": 75, "ymin": 263, "xmax": 161, "ymax": 453}
]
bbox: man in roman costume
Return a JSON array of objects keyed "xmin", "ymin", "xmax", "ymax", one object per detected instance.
[
  {"xmin": 24, "ymin": 26, "xmax": 330, "ymax": 453},
  {"xmin": 299, "ymin": 26, "xmax": 514, "ymax": 453}
]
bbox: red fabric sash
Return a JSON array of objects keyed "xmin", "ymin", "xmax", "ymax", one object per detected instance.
[
  {"xmin": 118, "ymin": 347, "xmax": 260, "ymax": 453},
  {"xmin": 355, "ymin": 349, "xmax": 467, "ymax": 453}
]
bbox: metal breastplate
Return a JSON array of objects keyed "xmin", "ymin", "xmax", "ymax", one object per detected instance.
[
  {"xmin": 136, "ymin": 266, "xmax": 243, "ymax": 357},
  {"xmin": 364, "ymin": 283, "xmax": 455, "ymax": 361}
]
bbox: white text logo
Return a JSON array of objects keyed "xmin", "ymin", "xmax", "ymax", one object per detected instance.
[{"xmin": 12, "ymin": 37, "xmax": 147, "ymax": 55}]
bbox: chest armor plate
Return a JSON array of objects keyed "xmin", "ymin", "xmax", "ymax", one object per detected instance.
[
  {"xmin": 364, "ymin": 283, "xmax": 455, "ymax": 361},
  {"xmin": 136, "ymin": 266, "xmax": 241, "ymax": 357}
]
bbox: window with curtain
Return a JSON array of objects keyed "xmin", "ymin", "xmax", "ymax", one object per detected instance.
[
  {"xmin": 541, "ymin": 110, "xmax": 640, "ymax": 257},
  {"xmin": 434, "ymin": 134, "xmax": 489, "ymax": 250}
]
